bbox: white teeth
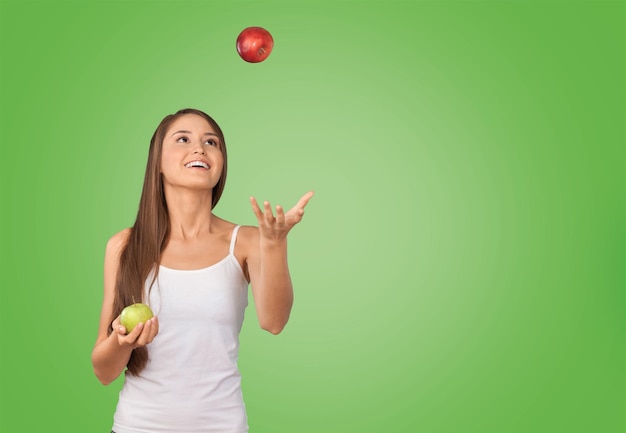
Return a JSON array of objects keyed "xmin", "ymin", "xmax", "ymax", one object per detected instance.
[{"xmin": 185, "ymin": 161, "xmax": 209, "ymax": 169}]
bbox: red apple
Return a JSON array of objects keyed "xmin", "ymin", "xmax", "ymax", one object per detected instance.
[{"xmin": 236, "ymin": 27, "xmax": 274, "ymax": 63}]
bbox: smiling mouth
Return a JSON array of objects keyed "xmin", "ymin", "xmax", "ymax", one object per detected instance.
[{"xmin": 185, "ymin": 161, "xmax": 210, "ymax": 169}]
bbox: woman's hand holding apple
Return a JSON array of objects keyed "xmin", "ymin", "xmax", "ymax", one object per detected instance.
[{"xmin": 112, "ymin": 315, "xmax": 159, "ymax": 349}]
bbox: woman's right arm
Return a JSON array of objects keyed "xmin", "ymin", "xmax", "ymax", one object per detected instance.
[{"xmin": 91, "ymin": 229, "xmax": 158, "ymax": 385}]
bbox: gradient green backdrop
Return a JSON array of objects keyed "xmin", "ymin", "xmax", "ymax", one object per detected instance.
[{"xmin": 1, "ymin": 1, "xmax": 624, "ymax": 432}]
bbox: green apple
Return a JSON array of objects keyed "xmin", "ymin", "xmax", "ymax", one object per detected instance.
[{"xmin": 120, "ymin": 303, "xmax": 154, "ymax": 333}]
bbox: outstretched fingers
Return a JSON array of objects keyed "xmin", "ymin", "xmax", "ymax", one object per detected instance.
[
  {"xmin": 249, "ymin": 197, "xmax": 264, "ymax": 221},
  {"xmin": 250, "ymin": 191, "xmax": 314, "ymax": 235},
  {"xmin": 295, "ymin": 191, "xmax": 315, "ymax": 211},
  {"xmin": 286, "ymin": 191, "xmax": 314, "ymax": 225},
  {"xmin": 275, "ymin": 205, "xmax": 285, "ymax": 225},
  {"xmin": 251, "ymin": 197, "xmax": 285, "ymax": 226},
  {"xmin": 263, "ymin": 200, "xmax": 276, "ymax": 225}
]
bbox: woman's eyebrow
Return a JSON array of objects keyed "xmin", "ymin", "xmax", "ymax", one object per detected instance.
[{"xmin": 170, "ymin": 130, "xmax": 219, "ymax": 137}]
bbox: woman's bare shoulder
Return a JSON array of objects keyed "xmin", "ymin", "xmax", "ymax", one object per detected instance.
[
  {"xmin": 212, "ymin": 215, "xmax": 257, "ymax": 237},
  {"xmin": 236, "ymin": 224, "xmax": 259, "ymax": 242},
  {"xmin": 219, "ymin": 222, "xmax": 258, "ymax": 257},
  {"xmin": 105, "ymin": 228, "xmax": 131, "ymax": 255}
]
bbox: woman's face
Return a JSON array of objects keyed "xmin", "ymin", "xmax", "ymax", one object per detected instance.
[{"xmin": 160, "ymin": 114, "xmax": 224, "ymax": 192}]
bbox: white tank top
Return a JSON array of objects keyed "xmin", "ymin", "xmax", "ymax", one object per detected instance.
[{"xmin": 112, "ymin": 225, "xmax": 249, "ymax": 433}]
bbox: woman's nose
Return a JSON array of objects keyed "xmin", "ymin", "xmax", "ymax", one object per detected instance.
[{"xmin": 192, "ymin": 143, "xmax": 206, "ymax": 154}]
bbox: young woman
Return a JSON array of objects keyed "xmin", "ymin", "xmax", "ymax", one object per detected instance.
[{"xmin": 91, "ymin": 108, "xmax": 313, "ymax": 432}]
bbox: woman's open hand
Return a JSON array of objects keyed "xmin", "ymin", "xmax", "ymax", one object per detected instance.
[{"xmin": 250, "ymin": 191, "xmax": 314, "ymax": 242}]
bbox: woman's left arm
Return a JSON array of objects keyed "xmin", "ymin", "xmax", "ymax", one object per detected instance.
[{"xmin": 246, "ymin": 191, "xmax": 314, "ymax": 334}]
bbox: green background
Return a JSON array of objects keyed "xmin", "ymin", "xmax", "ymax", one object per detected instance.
[{"xmin": 1, "ymin": 0, "xmax": 624, "ymax": 432}]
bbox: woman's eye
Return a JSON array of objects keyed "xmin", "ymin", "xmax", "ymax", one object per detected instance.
[
  {"xmin": 205, "ymin": 140, "xmax": 217, "ymax": 146},
  {"xmin": 176, "ymin": 137, "xmax": 189, "ymax": 143}
]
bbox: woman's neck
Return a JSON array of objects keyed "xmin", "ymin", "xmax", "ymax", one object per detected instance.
[{"xmin": 164, "ymin": 187, "xmax": 215, "ymax": 240}]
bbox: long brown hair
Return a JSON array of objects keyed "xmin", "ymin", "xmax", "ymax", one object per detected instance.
[{"xmin": 109, "ymin": 108, "xmax": 228, "ymax": 375}]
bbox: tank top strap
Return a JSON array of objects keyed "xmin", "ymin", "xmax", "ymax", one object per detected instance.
[{"xmin": 229, "ymin": 225, "xmax": 241, "ymax": 256}]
